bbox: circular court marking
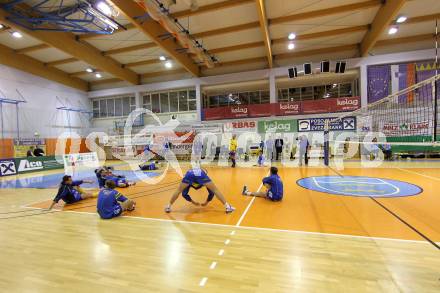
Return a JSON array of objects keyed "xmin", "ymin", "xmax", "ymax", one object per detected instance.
[{"xmin": 297, "ymin": 176, "xmax": 422, "ymax": 198}]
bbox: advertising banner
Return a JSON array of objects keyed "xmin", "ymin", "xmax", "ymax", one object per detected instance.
[
  {"xmin": 380, "ymin": 121, "xmax": 431, "ymax": 136},
  {"xmin": 275, "ymin": 102, "xmax": 301, "ymax": 116},
  {"xmin": 227, "ymin": 105, "xmax": 249, "ymax": 119},
  {"xmin": 203, "ymin": 97, "xmax": 360, "ymax": 120},
  {"xmin": 258, "ymin": 119, "xmax": 297, "ymax": 133},
  {"xmin": 298, "ymin": 117, "xmax": 357, "ymax": 132},
  {"xmin": 0, "ymin": 159, "xmax": 17, "ymax": 176},
  {"xmin": 13, "ymin": 138, "xmax": 46, "ymax": 157},
  {"xmin": 14, "ymin": 156, "xmax": 64, "ymax": 174},
  {"xmin": 248, "ymin": 104, "xmax": 272, "ymax": 117},
  {"xmin": 224, "ymin": 121, "xmax": 257, "ymax": 133}
]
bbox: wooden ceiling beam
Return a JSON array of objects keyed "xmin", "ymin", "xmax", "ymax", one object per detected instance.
[
  {"xmin": 141, "ymin": 69, "xmax": 188, "ymax": 79},
  {"xmin": 0, "ymin": 9, "xmax": 139, "ymax": 84},
  {"xmin": 125, "ymin": 59, "xmax": 161, "ymax": 68},
  {"xmin": 15, "ymin": 43, "xmax": 49, "ymax": 54},
  {"xmin": 103, "ymin": 42, "xmax": 156, "ymax": 56},
  {"xmin": 45, "ymin": 58, "xmax": 78, "ymax": 67},
  {"xmin": 210, "ymin": 41, "xmax": 265, "ymax": 54},
  {"xmin": 275, "ymin": 44, "xmax": 359, "ymax": 60},
  {"xmin": 255, "ymin": 0, "xmax": 273, "ymax": 68},
  {"xmin": 375, "ymin": 33, "xmax": 435, "ymax": 47},
  {"xmin": 0, "ymin": 43, "xmax": 88, "ymax": 91},
  {"xmin": 172, "ymin": 0, "xmax": 254, "ymax": 18},
  {"xmin": 110, "ymin": 0, "xmax": 199, "ymax": 76},
  {"xmin": 270, "ymin": 0, "xmax": 381, "ymax": 25},
  {"xmin": 193, "ymin": 21, "xmax": 260, "ymax": 39},
  {"xmin": 360, "ymin": 0, "xmax": 406, "ymax": 56},
  {"xmin": 404, "ymin": 13, "xmax": 440, "ymax": 25}
]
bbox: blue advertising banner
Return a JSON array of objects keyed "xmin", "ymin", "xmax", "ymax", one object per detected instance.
[
  {"xmin": 0, "ymin": 159, "xmax": 17, "ymax": 177},
  {"xmin": 298, "ymin": 117, "xmax": 356, "ymax": 132}
]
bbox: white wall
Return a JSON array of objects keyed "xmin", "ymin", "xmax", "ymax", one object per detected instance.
[{"xmin": 0, "ymin": 64, "xmax": 90, "ymax": 138}]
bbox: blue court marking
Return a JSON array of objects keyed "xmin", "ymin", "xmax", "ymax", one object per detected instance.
[
  {"xmin": 297, "ymin": 176, "xmax": 422, "ymax": 198},
  {"xmin": 0, "ymin": 170, "xmax": 159, "ymax": 189}
]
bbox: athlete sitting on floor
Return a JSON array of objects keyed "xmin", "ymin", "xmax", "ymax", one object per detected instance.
[
  {"xmin": 139, "ymin": 160, "xmax": 162, "ymax": 171},
  {"xmin": 165, "ymin": 168, "xmax": 235, "ymax": 213},
  {"xmin": 96, "ymin": 167, "xmax": 135, "ymax": 188},
  {"xmin": 97, "ymin": 180, "xmax": 136, "ymax": 219},
  {"xmin": 242, "ymin": 166, "xmax": 283, "ymax": 201},
  {"xmin": 48, "ymin": 175, "xmax": 95, "ymax": 209}
]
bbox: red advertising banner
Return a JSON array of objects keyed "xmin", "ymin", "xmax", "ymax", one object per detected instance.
[
  {"xmin": 227, "ymin": 105, "xmax": 250, "ymax": 119},
  {"xmin": 248, "ymin": 104, "xmax": 272, "ymax": 117},
  {"xmin": 204, "ymin": 107, "xmax": 226, "ymax": 120},
  {"xmin": 275, "ymin": 102, "xmax": 301, "ymax": 116},
  {"xmin": 203, "ymin": 96, "xmax": 360, "ymax": 120}
]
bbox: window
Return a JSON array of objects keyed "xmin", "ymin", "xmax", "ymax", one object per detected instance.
[
  {"xmin": 143, "ymin": 94, "xmax": 151, "ymax": 111},
  {"xmin": 107, "ymin": 99, "xmax": 115, "ymax": 117},
  {"xmin": 93, "ymin": 101, "xmax": 99, "ymax": 118},
  {"xmin": 249, "ymin": 92, "xmax": 260, "ymax": 104},
  {"xmin": 151, "ymin": 94, "xmax": 160, "ymax": 113},
  {"xmin": 278, "ymin": 89, "xmax": 289, "ymax": 102},
  {"xmin": 160, "ymin": 92, "xmax": 169, "ymax": 113},
  {"xmin": 289, "ymin": 88, "xmax": 300, "ymax": 101},
  {"xmin": 301, "ymin": 87, "xmax": 313, "ymax": 100},
  {"xmin": 169, "ymin": 92, "xmax": 178, "ymax": 112},
  {"xmin": 115, "ymin": 98, "xmax": 123, "ymax": 116},
  {"xmin": 122, "ymin": 98, "xmax": 130, "ymax": 116},
  {"xmin": 179, "ymin": 90, "xmax": 188, "ymax": 112},
  {"xmin": 339, "ymin": 83, "xmax": 353, "ymax": 97},
  {"xmin": 188, "ymin": 90, "xmax": 196, "ymax": 111},
  {"xmin": 260, "ymin": 90, "xmax": 270, "ymax": 104},
  {"xmin": 99, "ymin": 100, "xmax": 107, "ymax": 118}
]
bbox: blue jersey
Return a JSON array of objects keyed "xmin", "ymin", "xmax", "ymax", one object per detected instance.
[
  {"xmin": 53, "ymin": 180, "xmax": 83, "ymax": 204},
  {"xmin": 140, "ymin": 162, "xmax": 156, "ymax": 171},
  {"xmin": 104, "ymin": 175, "xmax": 128, "ymax": 187},
  {"xmin": 182, "ymin": 169, "xmax": 211, "ymax": 188},
  {"xmin": 97, "ymin": 188, "xmax": 128, "ymax": 219},
  {"xmin": 262, "ymin": 174, "xmax": 283, "ymax": 201}
]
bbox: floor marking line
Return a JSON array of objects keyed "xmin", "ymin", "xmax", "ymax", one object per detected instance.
[
  {"xmin": 209, "ymin": 262, "xmax": 217, "ymax": 270},
  {"xmin": 369, "ymin": 197, "xmax": 440, "ymax": 251},
  {"xmin": 199, "ymin": 277, "xmax": 208, "ymax": 287},
  {"xmin": 24, "ymin": 205, "xmax": 440, "ymax": 245},
  {"xmin": 235, "ymin": 170, "xmax": 270, "ymax": 227},
  {"xmin": 397, "ymin": 167, "xmax": 440, "ymax": 181}
]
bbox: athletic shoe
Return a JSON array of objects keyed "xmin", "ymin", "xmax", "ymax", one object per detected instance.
[
  {"xmin": 242, "ymin": 186, "xmax": 248, "ymax": 196},
  {"xmin": 164, "ymin": 205, "xmax": 171, "ymax": 213},
  {"xmin": 225, "ymin": 204, "xmax": 235, "ymax": 214}
]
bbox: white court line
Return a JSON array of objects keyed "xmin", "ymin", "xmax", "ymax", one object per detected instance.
[
  {"xmin": 397, "ymin": 167, "xmax": 440, "ymax": 181},
  {"xmin": 199, "ymin": 277, "xmax": 208, "ymax": 287},
  {"xmin": 21, "ymin": 202, "xmax": 439, "ymax": 245},
  {"xmin": 209, "ymin": 262, "xmax": 217, "ymax": 270}
]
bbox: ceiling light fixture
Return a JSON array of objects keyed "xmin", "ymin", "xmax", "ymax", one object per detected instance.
[
  {"xmin": 0, "ymin": 24, "xmax": 4, "ymax": 29},
  {"xmin": 165, "ymin": 61, "xmax": 173, "ymax": 68},
  {"xmin": 287, "ymin": 43, "xmax": 295, "ymax": 50},
  {"xmin": 96, "ymin": 1, "xmax": 112, "ymax": 16},
  {"xmin": 288, "ymin": 33, "xmax": 296, "ymax": 40},
  {"xmin": 396, "ymin": 15, "xmax": 407, "ymax": 23},
  {"xmin": 11, "ymin": 31, "xmax": 22, "ymax": 38},
  {"xmin": 95, "ymin": 72, "xmax": 102, "ymax": 78},
  {"xmin": 86, "ymin": 68, "xmax": 94, "ymax": 73},
  {"xmin": 388, "ymin": 26, "xmax": 398, "ymax": 35},
  {"xmin": 159, "ymin": 55, "xmax": 166, "ymax": 61}
]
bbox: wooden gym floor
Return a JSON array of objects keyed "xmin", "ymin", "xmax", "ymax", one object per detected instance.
[{"xmin": 0, "ymin": 161, "xmax": 439, "ymax": 292}]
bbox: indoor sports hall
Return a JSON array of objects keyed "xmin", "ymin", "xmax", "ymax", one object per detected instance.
[{"xmin": 0, "ymin": 1, "xmax": 440, "ymax": 292}]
